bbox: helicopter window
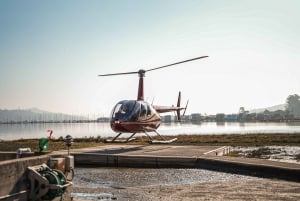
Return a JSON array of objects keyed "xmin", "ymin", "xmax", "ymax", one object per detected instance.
[
  {"xmin": 112, "ymin": 100, "xmax": 138, "ymax": 118},
  {"xmin": 138, "ymin": 102, "xmax": 154, "ymax": 119},
  {"xmin": 147, "ymin": 104, "xmax": 152, "ymax": 116},
  {"xmin": 140, "ymin": 103, "xmax": 147, "ymax": 117},
  {"xmin": 119, "ymin": 104, "xmax": 127, "ymax": 114},
  {"xmin": 129, "ymin": 102, "xmax": 140, "ymax": 121},
  {"xmin": 112, "ymin": 104, "xmax": 122, "ymax": 117},
  {"xmin": 123, "ymin": 101, "xmax": 136, "ymax": 113}
]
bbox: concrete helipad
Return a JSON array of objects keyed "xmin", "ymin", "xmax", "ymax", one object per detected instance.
[
  {"xmin": 69, "ymin": 145, "xmax": 230, "ymax": 157},
  {"xmin": 52, "ymin": 145, "xmax": 300, "ymax": 182}
]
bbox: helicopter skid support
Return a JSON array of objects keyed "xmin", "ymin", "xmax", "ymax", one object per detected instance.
[
  {"xmin": 105, "ymin": 133, "xmax": 137, "ymax": 143},
  {"xmin": 105, "ymin": 131, "xmax": 177, "ymax": 144},
  {"xmin": 146, "ymin": 130, "xmax": 178, "ymax": 144}
]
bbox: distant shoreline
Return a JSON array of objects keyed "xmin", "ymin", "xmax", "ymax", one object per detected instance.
[{"xmin": 1, "ymin": 119, "xmax": 300, "ymax": 124}]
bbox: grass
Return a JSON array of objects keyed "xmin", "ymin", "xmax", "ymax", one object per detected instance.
[
  {"xmin": 0, "ymin": 133, "xmax": 299, "ymax": 153},
  {"xmin": 166, "ymin": 133, "xmax": 300, "ymax": 146}
]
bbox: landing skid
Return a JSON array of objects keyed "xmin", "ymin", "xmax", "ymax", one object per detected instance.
[
  {"xmin": 104, "ymin": 138, "xmax": 136, "ymax": 143},
  {"xmin": 149, "ymin": 130, "xmax": 177, "ymax": 144},
  {"xmin": 150, "ymin": 138, "xmax": 178, "ymax": 144},
  {"xmin": 105, "ymin": 130, "xmax": 177, "ymax": 144}
]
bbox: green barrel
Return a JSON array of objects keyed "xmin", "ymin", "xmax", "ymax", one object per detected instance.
[{"xmin": 39, "ymin": 137, "xmax": 49, "ymax": 152}]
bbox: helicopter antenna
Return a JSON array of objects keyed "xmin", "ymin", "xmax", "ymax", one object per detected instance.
[{"xmin": 151, "ymin": 97, "xmax": 155, "ymax": 105}]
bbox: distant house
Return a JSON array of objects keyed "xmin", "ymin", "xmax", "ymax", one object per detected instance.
[
  {"xmin": 191, "ymin": 113, "xmax": 201, "ymax": 123},
  {"xmin": 256, "ymin": 113, "xmax": 265, "ymax": 121},
  {"xmin": 161, "ymin": 115, "xmax": 174, "ymax": 122},
  {"xmin": 216, "ymin": 113, "xmax": 225, "ymax": 122},
  {"xmin": 269, "ymin": 110, "xmax": 287, "ymax": 121},
  {"xmin": 97, "ymin": 117, "xmax": 110, "ymax": 122},
  {"xmin": 226, "ymin": 114, "xmax": 238, "ymax": 122},
  {"xmin": 181, "ymin": 115, "xmax": 191, "ymax": 122}
]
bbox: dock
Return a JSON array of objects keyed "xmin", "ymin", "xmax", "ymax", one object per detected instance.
[{"xmin": 55, "ymin": 145, "xmax": 300, "ymax": 182}]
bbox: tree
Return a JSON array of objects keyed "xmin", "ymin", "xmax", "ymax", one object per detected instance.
[{"xmin": 286, "ymin": 94, "xmax": 300, "ymax": 118}]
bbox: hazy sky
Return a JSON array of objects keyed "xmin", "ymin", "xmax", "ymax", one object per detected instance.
[{"xmin": 0, "ymin": 0, "xmax": 299, "ymax": 116}]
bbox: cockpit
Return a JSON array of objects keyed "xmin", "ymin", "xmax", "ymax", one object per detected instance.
[{"xmin": 111, "ymin": 100, "xmax": 156, "ymax": 122}]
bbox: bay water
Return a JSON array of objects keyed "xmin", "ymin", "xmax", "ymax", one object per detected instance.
[{"xmin": 1, "ymin": 122, "xmax": 300, "ymax": 140}]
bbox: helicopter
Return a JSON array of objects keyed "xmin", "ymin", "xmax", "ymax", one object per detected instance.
[{"xmin": 98, "ymin": 56, "xmax": 208, "ymax": 143}]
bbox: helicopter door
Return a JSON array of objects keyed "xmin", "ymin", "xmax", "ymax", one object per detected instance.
[{"xmin": 138, "ymin": 102, "xmax": 153, "ymax": 120}]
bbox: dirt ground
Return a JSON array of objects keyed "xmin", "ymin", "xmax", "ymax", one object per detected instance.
[{"xmin": 72, "ymin": 178, "xmax": 300, "ymax": 201}]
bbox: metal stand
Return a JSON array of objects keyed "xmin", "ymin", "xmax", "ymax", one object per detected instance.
[{"xmin": 64, "ymin": 135, "xmax": 74, "ymax": 181}]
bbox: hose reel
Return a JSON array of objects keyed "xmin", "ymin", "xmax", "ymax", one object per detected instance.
[{"xmin": 27, "ymin": 163, "xmax": 72, "ymax": 200}]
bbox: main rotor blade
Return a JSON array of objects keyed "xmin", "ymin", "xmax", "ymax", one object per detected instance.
[
  {"xmin": 98, "ymin": 71, "xmax": 138, "ymax": 76},
  {"xmin": 98, "ymin": 56, "xmax": 208, "ymax": 76},
  {"xmin": 146, "ymin": 56, "xmax": 208, "ymax": 72}
]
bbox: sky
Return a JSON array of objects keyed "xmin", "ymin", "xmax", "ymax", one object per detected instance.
[{"xmin": 0, "ymin": 0, "xmax": 299, "ymax": 117}]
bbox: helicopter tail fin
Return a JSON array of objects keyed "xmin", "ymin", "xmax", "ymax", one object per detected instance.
[
  {"xmin": 176, "ymin": 92, "xmax": 189, "ymax": 122},
  {"xmin": 153, "ymin": 91, "xmax": 187, "ymax": 121}
]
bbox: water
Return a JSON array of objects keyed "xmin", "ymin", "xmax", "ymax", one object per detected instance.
[
  {"xmin": 72, "ymin": 167, "xmax": 258, "ymax": 200},
  {"xmin": 73, "ymin": 167, "xmax": 255, "ymax": 188},
  {"xmin": 0, "ymin": 122, "xmax": 300, "ymax": 140},
  {"xmin": 74, "ymin": 167, "xmax": 256, "ymax": 187},
  {"xmin": 0, "ymin": 122, "xmax": 113, "ymax": 140}
]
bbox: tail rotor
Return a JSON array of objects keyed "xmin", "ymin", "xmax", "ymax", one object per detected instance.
[{"xmin": 182, "ymin": 99, "xmax": 189, "ymax": 117}]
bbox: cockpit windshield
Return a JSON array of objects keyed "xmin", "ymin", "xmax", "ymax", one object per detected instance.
[
  {"xmin": 111, "ymin": 100, "xmax": 157, "ymax": 122},
  {"xmin": 111, "ymin": 100, "xmax": 137, "ymax": 120}
]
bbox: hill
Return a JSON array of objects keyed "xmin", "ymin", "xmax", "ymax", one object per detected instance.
[
  {"xmin": 0, "ymin": 108, "xmax": 87, "ymax": 122},
  {"xmin": 249, "ymin": 104, "xmax": 286, "ymax": 114}
]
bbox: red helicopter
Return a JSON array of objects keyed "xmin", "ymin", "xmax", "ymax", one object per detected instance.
[{"xmin": 99, "ymin": 56, "xmax": 208, "ymax": 143}]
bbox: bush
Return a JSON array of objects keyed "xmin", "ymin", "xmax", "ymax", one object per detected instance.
[
  {"xmin": 247, "ymin": 147, "xmax": 272, "ymax": 159},
  {"xmin": 295, "ymin": 154, "xmax": 300, "ymax": 161}
]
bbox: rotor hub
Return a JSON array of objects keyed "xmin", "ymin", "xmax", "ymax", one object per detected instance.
[{"xmin": 138, "ymin": 69, "xmax": 146, "ymax": 77}]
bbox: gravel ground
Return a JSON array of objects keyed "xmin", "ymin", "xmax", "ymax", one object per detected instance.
[
  {"xmin": 71, "ymin": 168, "xmax": 300, "ymax": 201},
  {"xmin": 233, "ymin": 146, "xmax": 300, "ymax": 164}
]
